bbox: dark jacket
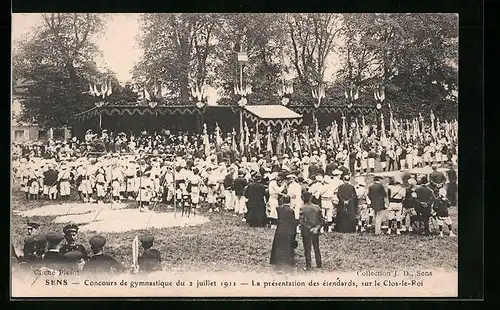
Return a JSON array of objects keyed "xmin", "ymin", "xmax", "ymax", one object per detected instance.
[
  {"xmin": 233, "ymin": 177, "xmax": 248, "ymax": 196},
  {"xmin": 82, "ymin": 253, "xmax": 125, "ymax": 274},
  {"xmin": 368, "ymin": 182, "xmax": 387, "ymax": 211},
  {"xmin": 223, "ymin": 173, "xmax": 234, "ymax": 190},
  {"xmin": 270, "ymin": 204, "xmax": 298, "ymax": 266},
  {"xmin": 299, "ymin": 203, "xmax": 324, "ymax": 233}
]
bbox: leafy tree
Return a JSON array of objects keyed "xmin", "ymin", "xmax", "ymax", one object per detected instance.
[
  {"xmin": 134, "ymin": 13, "xmax": 220, "ymax": 104},
  {"xmin": 13, "ymin": 13, "xmax": 108, "ymax": 128}
]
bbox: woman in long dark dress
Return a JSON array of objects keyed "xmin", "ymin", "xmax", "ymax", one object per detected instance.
[
  {"xmin": 244, "ymin": 174, "xmax": 268, "ymax": 227},
  {"xmin": 335, "ymin": 175, "xmax": 359, "ymax": 233},
  {"xmin": 270, "ymin": 195, "xmax": 298, "ymax": 267}
]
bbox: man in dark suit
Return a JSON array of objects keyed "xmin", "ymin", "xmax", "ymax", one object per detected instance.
[
  {"xmin": 429, "ymin": 165, "xmax": 446, "ymax": 196},
  {"xmin": 59, "ymin": 224, "xmax": 89, "ymax": 260},
  {"xmin": 233, "ymin": 170, "xmax": 248, "ymax": 218},
  {"xmin": 138, "ymin": 234, "xmax": 162, "ymax": 273},
  {"xmin": 368, "ymin": 176, "xmax": 387, "ymax": 234},
  {"xmin": 299, "ymin": 191, "xmax": 325, "ymax": 271},
  {"xmin": 82, "ymin": 235, "xmax": 125, "ymax": 274},
  {"xmin": 270, "ymin": 195, "xmax": 298, "ymax": 268},
  {"xmin": 244, "ymin": 173, "xmax": 268, "ymax": 227},
  {"xmin": 415, "ymin": 176, "xmax": 436, "ymax": 235},
  {"xmin": 42, "ymin": 233, "xmax": 65, "ymax": 270}
]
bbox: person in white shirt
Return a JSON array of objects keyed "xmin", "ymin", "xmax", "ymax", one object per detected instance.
[
  {"xmin": 95, "ymin": 168, "xmax": 107, "ymax": 204},
  {"xmin": 189, "ymin": 168, "xmax": 203, "ymax": 211},
  {"xmin": 286, "ymin": 174, "xmax": 303, "ymax": 223},
  {"xmin": 406, "ymin": 144, "xmax": 414, "ymax": 170},
  {"xmin": 320, "ymin": 175, "xmax": 337, "ymax": 233},
  {"xmin": 354, "ymin": 177, "xmax": 369, "ymax": 232}
]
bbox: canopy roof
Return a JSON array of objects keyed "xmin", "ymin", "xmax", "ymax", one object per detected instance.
[{"xmin": 242, "ymin": 105, "xmax": 303, "ymax": 126}]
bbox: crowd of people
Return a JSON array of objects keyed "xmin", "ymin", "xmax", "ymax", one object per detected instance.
[
  {"xmin": 11, "ymin": 120, "xmax": 458, "ymax": 271},
  {"xmin": 12, "ymin": 222, "xmax": 161, "ymax": 275}
]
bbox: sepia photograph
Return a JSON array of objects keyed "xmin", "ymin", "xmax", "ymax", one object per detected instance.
[{"xmin": 11, "ymin": 13, "xmax": 459, "ymax": 298}]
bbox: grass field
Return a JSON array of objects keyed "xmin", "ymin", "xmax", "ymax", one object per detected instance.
[{"xmin": 11, "ymin": 186, "xmax": 458, "ymax": 274}]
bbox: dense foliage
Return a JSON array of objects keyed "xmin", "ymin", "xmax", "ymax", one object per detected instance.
[{"xmin": 13, "ymin": 13, "xmax": 458, "ymax": 128}]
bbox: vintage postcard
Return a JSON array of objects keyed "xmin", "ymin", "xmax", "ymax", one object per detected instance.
[{"xmin": 11, "ymin": 13, "xmax": 459, "ymax": 298}]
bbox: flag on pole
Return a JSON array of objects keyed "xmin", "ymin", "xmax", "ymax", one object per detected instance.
[
  {"xmin": 232, "ymin": 128, "xmax": 237, "ymax": 151},
  {"xmin": 255, "ymin": 124, "xmax": 261, "ymax": 152},
  {"xmin": 305, "ymin": 127, "xmax": 311, "ymax": 150},
  {"xmin": 89, "ymin": 83, "xmax": 95, "ymax": 96},
  {"xmin": 361, "ymin": 115, "xmax": 368, "ymax": 138},
  {"xmin": 266, "ymin": 128, "xmax": 273, "ymax": 155},
  {"xmin": 389, "ymin": 111, "xmax": 395, "ymax": 136},
  {"xmin": 101, "ymin": 81, "xmax": 108, "ymax": 99},
  {"xmin": 93, "ymin": 84, "xmax": 100, "ymax": 97},
  {"xmin": 203, "ymin": 124, "xmax": 210, "ymax": 157},
  {"xmin": 436, "ymin": 117, "xmax": 441, "ymax": 138},
  {"xmin": 215, "ymin": 123, "xmax": 222, "ymax": 149},
  {"xmin": 107, "ymin": 80, "xmax": 112, "ymax": 97},
  {"xmin": 240, "ymin": 126, "xmax": 244, "ymax": 154},
  {"xmin": 329, "ymin": 123, "xmax": 335, "ymax": 149},
  {"xmin": 381, "ymin": 114, "xmax": 386, "ymax": 141},
  {"xmin": 334, "ymin": 121, "xmax": 340, "ymax": 144},
  {"xmin": 430, "ymin": 110, "xmax": 436, "ymax": 138},
  {"xmin": 277, "ymin": 128, "xmax": 284, "ymax": 155},
  {"xmin": 245, "ymin": 122, "xmax": 250, "ymax": 151},
  {"xmin": 314, "ymin": 116, "xmax": 320, "ymax": 147},
  {"xmin": 341, "ymin": 116, "xmax": 347, "ymax": 146},
  {"xmin": 355, "ymin": 118, "xmax": 361, "ymax": 143},
  {"xmin": 405, "ymin": 119, "xmax": 411, "ymax": 142},
  {"xmin": 144, "ymin": 88, "xmax": 151, "ymax": 102},
  {"xmin": 294, "ymin": 131, "xmax": 301, "ymax": 153}
]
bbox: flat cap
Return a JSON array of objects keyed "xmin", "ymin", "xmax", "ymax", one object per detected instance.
[
  {"xmin": 89, "ymin": 235, "xmax": 106, "ymax": 248},
  {"xmin": 63, "ymin": 224, "xmax": 79, "ymax": 234},
  {"xmin": 139, "ymin": 234, "xmax": 154, "ymax": 244},
  {"xmin": 27, "ymin": 222, "xmax": 41, "ymax": 230}
]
